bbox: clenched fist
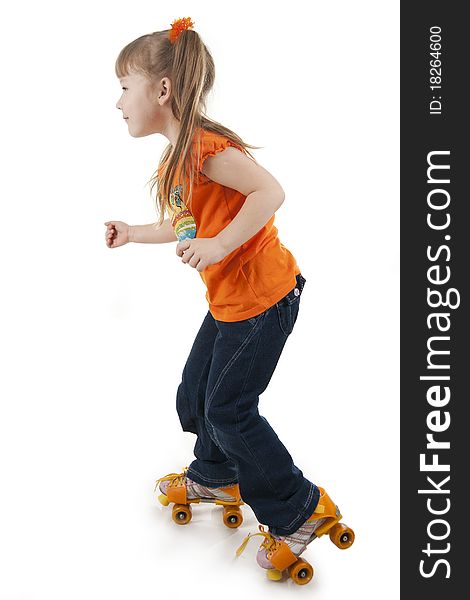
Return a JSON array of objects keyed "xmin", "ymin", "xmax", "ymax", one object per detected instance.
[
  {"xmin": 104, "ymin": 221, "xmax": 130, "ymax": 248},
  {"xmin": 176, "ymin": 237, "xmax": 228, "ymax": 272}
]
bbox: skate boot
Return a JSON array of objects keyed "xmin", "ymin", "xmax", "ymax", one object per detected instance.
[
  {"xmin": 155, "ymin": 467, "xmax": 245, "ymax": 528},
  {"xmin": 236, "ymin": 486, "xmax": 354, "ymax": 585}
]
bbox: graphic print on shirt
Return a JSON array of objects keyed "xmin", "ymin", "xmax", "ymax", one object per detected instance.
[{"xmin": 167, "ymin": 184, "xmax": 197, "ymax": 241}]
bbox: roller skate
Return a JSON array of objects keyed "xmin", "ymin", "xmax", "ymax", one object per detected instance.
[
  {"xmin": 236, "ymin": 486, "xmax": 354, "ymax": 585},
  {"xmin": 154, "ymin": 467, "xmax": 245, "ymax": 528}
]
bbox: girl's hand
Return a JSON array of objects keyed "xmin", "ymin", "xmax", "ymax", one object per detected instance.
[
  {"xmin": 104, "ymin": 221, "xmax": 130, "ymax": 248},
  {"xmin": 176, "ymin": 237, "xmax": 228, "ymax": 272}
]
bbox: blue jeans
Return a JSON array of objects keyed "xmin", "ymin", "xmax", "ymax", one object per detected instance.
[{"xmin": 176, "ymin": 273, "xmax": 320, "ymax": 536}]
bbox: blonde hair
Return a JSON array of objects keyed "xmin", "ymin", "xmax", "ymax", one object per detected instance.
[{"xmin": 115, "ymin": 27, "xmax": 262, "ymax": 228}]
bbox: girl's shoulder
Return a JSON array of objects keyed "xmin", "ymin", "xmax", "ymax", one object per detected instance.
[
  {"xmin": 157, "ymin": 128, "xmax": 246, "ymax": 184},
  {"xmin": 192, "ymin": 127, "xmax": 245, "ymax": 172}
]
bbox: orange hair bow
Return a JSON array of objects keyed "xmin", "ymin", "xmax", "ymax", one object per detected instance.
[{"xmin": 169, "ymin": 17, "xmax": 195, "ymax": 43}]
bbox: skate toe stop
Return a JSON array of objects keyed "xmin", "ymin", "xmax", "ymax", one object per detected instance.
[
  {"xmin": 267, "ymin": 568, "xmax": 282, "ymax": 581},
  {"xmin": 158, "ymin": 494, "xmax": 169, "ymax": 506}
]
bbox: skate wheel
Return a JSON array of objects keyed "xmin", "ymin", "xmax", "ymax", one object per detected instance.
[
  {"xmin": 158, "ymin": 494, "xmax": 169, "ymax": 507},
  {"xmin": 223, "ymin": 506, "xmax": 243, "ymax": 528},
  {"xmin": 329, "ymin": 523, "xmax": 355, "ymax": 549},
  {"xmin": 172, "ymin": 503, "xmax": 192, "ymax": 525},
  {"xmin": 267, "ymin": 568, "xmax": 283, "ymax": 581},
  {"xmin": 289, "ymin": 558, "xmax": 314, "ymax": 585}
]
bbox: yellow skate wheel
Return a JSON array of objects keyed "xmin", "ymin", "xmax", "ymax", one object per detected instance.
[
  {"xmin": 267, "ymin": 568, "xmax": 283, "ymax": 581},
  {"xmin": 158, "ymin": 494, "xmax": 169, "ymax": 506},
  {"xmin": 329, "ymin": 523, "xmax": 355, "ymax": 549},
  {"xmin": 223, "ymin": 506, "xmax": 243, "ymax": 528},
  {"xmin": 172, "ymin": 503, "xmax": 192, "ymax": 525},
  {"xmin": 289, "ymin": 559, "xmax": 314, "ymax": 585}
]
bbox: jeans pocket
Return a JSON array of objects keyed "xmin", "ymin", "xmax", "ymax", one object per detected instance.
[
  {"xmin": 275, "ymin": 274, "xmax": 304, "ymax": 335},
  {"xmin": 276, "ymin": 301, "xmax": 298, "ymax": 336}
]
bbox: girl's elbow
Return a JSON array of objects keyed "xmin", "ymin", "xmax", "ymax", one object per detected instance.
[{"xmin": 268, "ymin": 185, "xmax": 284, "ymax": 205}]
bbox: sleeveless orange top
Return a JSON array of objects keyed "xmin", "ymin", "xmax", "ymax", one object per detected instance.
[{"xmin": 162, "ymin": 127, "xmax": 301, "ymax": 322}]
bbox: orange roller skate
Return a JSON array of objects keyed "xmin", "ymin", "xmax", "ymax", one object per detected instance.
[
  {"xmin": 154, "ymin": 467, "xmax": 245, "ymax": 528},
  {"xmin": 236, "ymin": 486, "xmax": 354, "ymax": 585}
]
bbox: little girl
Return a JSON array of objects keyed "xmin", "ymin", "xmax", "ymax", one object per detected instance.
[{"xmin": 105, "ymin": 17, "xmax": 354, "ymax": 585}]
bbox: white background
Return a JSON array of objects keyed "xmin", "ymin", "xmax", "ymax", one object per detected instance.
[{"xmin": 0, "ymin": 1, "xmax": 399, "ymax": 598}]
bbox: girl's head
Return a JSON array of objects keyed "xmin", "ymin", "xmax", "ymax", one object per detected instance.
[
  {"xmin": 115, "ymin": 19, "xmax": 214, "ymax": 141},
  {"xmin": 115, "ymin": 18, "xmax": 259, "ymax": 226}
]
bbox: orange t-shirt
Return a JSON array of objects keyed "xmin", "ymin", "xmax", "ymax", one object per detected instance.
[{"xmin": 163, "ymin": 127, "xmax": 301, "ymax": 322}]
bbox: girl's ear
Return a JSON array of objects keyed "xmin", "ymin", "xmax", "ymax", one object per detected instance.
[{"xmin": 157, "ymin": 77, "xmax": 172, "ymax": 104}]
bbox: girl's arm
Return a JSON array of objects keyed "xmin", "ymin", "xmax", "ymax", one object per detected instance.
[
  {"xmin": 201, "ymin": 147, "xmax": 285, "ymax": 256},
  {"xmin": 129, "ymin": 218, "xmax": 178, "ymax": 243}
]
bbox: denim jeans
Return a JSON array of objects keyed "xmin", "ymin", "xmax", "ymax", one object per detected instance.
[{"xmin": 176, "ymin": 273, "xmax": 320, "ymax": 536}]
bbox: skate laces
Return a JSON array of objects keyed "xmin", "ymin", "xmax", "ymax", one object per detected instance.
[
  {"xmin": 236, "ymin": 525, "xmax": 283, "ymax": 558},
  {"xmin": 154, "ymin": 466, "xmax": 188, "ymax": 493}
]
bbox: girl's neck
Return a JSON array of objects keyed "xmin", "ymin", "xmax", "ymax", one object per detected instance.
[{"xmin": 161, "ymin": 116, "xmax": 181, "ymax": 146}]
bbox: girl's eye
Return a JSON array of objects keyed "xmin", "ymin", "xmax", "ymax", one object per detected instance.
[{"xmin": 122, "ymin": 87, "xmax": 127, "ymax": 91}]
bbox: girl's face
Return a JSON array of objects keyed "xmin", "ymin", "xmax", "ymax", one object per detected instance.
[{"xmin": 116, "ymin": 71, "xmax": 163, "ymax": 138}]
